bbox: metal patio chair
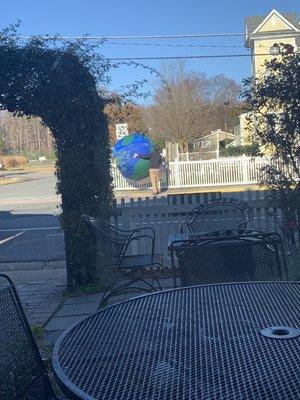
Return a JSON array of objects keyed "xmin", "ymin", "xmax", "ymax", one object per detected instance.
[
  {"xmin": 170, "ymin": 230, "xmax": 288, "ymax": 287},
  {"xmin": 181, "ymin": 197, "xmax": 254, "ymax": 234},
  {"xmin": 82, "ymin": 214, "xmax": 163, "ymax": 307},
  {"xmin": 0, "ymin": 273, "xmax": 62, "ymax": 400}
]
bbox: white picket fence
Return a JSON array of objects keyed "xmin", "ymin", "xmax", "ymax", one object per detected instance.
[
  {"xmin": 112, "ymin": 156, "xmax": 268, "ymax": 190},
  {"xmin": 112, "ymin": 190, "xmax": 293, "ymax": 266}
]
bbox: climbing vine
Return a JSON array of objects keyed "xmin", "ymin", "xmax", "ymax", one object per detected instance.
[{"xmin": 0, "ymin": 26, "xmax": 114, "ymax": 287}]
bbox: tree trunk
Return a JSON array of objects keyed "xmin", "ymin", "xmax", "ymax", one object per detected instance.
[{"xmin": 178, "ymin": 141, "xmax": 189, "ymax": 154}]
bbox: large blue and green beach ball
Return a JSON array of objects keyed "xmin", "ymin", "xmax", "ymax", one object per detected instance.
[{"xmin": 113, "ymin": 133, "xmax": 154, "ymax": 180}]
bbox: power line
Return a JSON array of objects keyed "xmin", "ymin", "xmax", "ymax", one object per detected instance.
[
  {"xmin": 107, "ymin": 41, "xmax": 244, "ymax": 48},
  {"xmin": 20, "ymin": 33, "xmax": 247, "ymax": 40},
  {"xmin": 109, "ymin": 53, "xmax": 270, "ymax": 61},
  {"xmin": 19, "ymin": 31, "xmax": 300, "ymax": 42}
]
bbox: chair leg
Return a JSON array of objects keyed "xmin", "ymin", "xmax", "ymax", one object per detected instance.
[
  {"xmin": 99, "ymin": 272, "xmax": 137, "ymax": 308},
  {"xmin": 99, "ymin": 268, "xmax": 160, "ymax": 308},
  {"xmin": 100, "ymin": 287, "xmax": 153, "ymax": 308},
  {"xmin": 99, "ymin": 279, "xmax": 154, "ymax": 309},
  {"xmin": 121, "ymin": 268, "xmax": 158, "ymax": 291},
  {"xmin": 143, "ymin": 267, "xmax": 163, "ymax": 291},
  {"xmin": 171, "ymin": 264, "xmax": 177, "ymax": 288},
  {"xmin": 136, "ymin": 276, "xmax": 158, "ymax": 292}
]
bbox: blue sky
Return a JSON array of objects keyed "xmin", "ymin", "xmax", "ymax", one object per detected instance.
[{"xmin": 1, "ymin": 0, "xmax": 299, "ymax": 103}]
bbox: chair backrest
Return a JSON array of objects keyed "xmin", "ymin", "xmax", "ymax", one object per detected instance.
[
  {"xmin": 171, "ymin": 230, "xmax": 287, "ymax": 287},
  {"xmin": 184, "ymin": 198, "xmax": 254, "ymax": 233},
  {"xmin": 0, "ymin": 274, "xmax": 56, "ymax": 400},
  {"xmin": 81, "ymin": 214, "xmax": 129, "ymax": 266}
]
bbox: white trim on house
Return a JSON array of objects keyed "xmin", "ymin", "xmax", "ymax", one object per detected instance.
[
  {"xmin": 200, "ymin": 130, "xmax": 235, "ymax": 141},
  {"xmin": 252, "ymin": 9, "xmax": 299, "ymax": 35},
  {"xmin": 252, "ymin": 33, "xmax": 299, "ymax": 41}
]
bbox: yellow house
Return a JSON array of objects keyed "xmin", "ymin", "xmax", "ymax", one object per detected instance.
[{"xmin": 237, "ymin": 9, "xmax": 299, "ymax": 145}]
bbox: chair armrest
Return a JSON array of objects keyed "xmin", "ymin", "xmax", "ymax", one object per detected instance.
[
  {"xmin": 129, "ymin": 227, "xmax": 155, "ymax": 239},
  {"xmin": 109, "ymin": 224, "xmax": 154, "ymax": 236},
  {"xmin": 126, "ymin": 228, "xmax": 155, "ymax": 246},
  {"xmin": 180, "ymin": 222, "xmax": 191, "ymax": 234},
  {"xmin": 119, "ymin": 234, "xmax": 155, "ymax": 265},
  {"xmin": 124, "ymin": 234, "xmax": 155, "ymax": 252}
]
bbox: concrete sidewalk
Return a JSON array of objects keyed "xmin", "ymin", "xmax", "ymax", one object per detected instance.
[
  {"xmin": 4, "ymin": 259, "xmax": 299, "ymax": 361},
  {"xmin": 43, "ymin": 277, "xmax": 175, "ymax": 348},
  {"xmin": 1, "ymin": 266, "xmax": 175, "ymax": 353},
  {"xmin": 1, "ymin": 268, "xmax": 66, "ymax": 326}
]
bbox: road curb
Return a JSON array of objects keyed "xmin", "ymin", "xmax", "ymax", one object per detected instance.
[{"xmin": 0, "ymin": 260, "xmax": 66, "ymax": 272}]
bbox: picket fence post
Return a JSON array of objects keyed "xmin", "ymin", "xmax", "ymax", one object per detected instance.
[
  {"xmin": 242, "ymin": 155, "xmax": 250, "ymax": 184},
  {"xmin": 173, "ymin": 158, "xmax": 181, "ymax": 187}
]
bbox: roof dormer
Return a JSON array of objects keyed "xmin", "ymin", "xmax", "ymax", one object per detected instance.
[{"xmin": 245, "ymin": 9, "xmax": 299, "ymax": 49}]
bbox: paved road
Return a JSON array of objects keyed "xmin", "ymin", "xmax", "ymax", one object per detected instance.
[
  {"xmin": 0, "ymin": 172, "xmax": 64, "ymax": 263},
  {"xmin": 0, "ymin": 171, "xmax": 161, "ymax": 264},
  {"xmin": 0, "ymin": 171, "xmax": 143, "ymax": 264},
  {"xmin": 0, "ymin": 171, "xmax": 257, "ymax": 265},
  {"xmin": 0, "ymin": 171, "xmax": 59, "ymax": 209}
]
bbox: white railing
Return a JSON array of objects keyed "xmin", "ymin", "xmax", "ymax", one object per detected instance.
[{"xmin": 112, "ymin": 156, "xmax": 269, "ymax": 190}]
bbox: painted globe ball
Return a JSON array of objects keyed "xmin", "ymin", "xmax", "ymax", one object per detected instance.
[{"xmin": 113, "ymin": 133, "xmax": 154, "ymax": 180}]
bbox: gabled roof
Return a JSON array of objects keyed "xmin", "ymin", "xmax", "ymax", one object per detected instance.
[
  {"xmin": 246, "ymin": 9, "xmax": 299, "ymax": 35},
  {"xmin": 194, "ymin": 130, "xmax": 234, "ymax": 144}
]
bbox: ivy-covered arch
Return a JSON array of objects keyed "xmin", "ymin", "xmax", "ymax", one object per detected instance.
[{"xmin": 0, "ymin": 29, "xmax": 113, "ymax": 287}]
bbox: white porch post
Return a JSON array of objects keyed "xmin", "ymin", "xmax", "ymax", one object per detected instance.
[
  {"xmin": 174, "ymin": 158, "xmax": 181, "ymax": 187},
  {"xmin": 242, "ymin": 155, "xmax": 250, "ymax": 183}
]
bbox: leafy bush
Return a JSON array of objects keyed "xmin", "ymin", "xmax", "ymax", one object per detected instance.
[
  {"xmin": 243, "ymin": 43, "xmax": 300, "ymax": 236},
  {"xmin": 242, "ymin": 44, "xmax": 300, "ymax": 233},
  {"xmin": 220, "ymin": 143, "xmax": 260, "ymax": 157},
  {"xmin": 3, "ymin": 155, "xmax": 27, "ymax": 168}
]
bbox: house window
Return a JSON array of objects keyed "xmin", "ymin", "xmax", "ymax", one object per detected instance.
[{"xmin": 201, "ymin": 140, "xmax": 211, "ymax": 149}]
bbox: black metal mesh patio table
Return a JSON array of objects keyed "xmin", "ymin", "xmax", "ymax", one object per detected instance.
[{"xmin": 53, "ymin": 282, "xmax": 300, "ymax": 400}]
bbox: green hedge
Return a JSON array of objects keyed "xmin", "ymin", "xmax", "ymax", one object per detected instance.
[{"xmin": 220, "ymin": 143, "xmax": 260, "ymax": 157}]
